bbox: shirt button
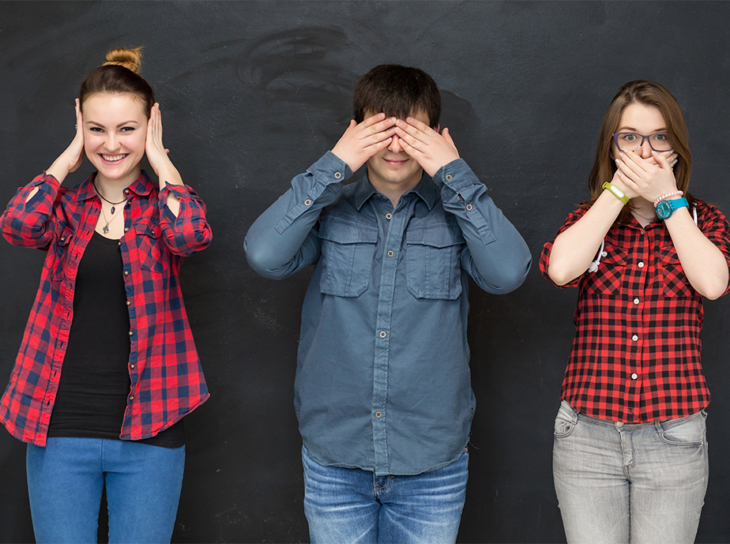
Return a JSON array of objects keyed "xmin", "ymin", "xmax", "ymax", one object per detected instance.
[
  {"xmin": 638, "ymin": 262, "xmax": 644, "ymax": 268},
  {"xmin": 124, "ymin": 227, "xmax": 129, "ymax": 232},
  {"xmin": 601, "ymin": 251, "xmax": 608, "ymax": 257},
  {"xmin": 130, "ymin": 364, "xmax": 135, "ymax": 369},
  {"xmin": 126, "ymin": 300, "xmax": 131, "ymax": 306},
  {"xmin": 129, "ymin": 395, "xmax": 134, "ymax": 400},
  {"xmin": 633, "ymin": 298, "xmax": 640, "ymax": 304},
  {"xmin": 124, "ymin": 270, "xmax": 129, "ymax": 276},
  {"xmin": 616, "ymin": 422, "xmax": 624, "ymax": 428},
  {"xmin": 334, "ymin": 172, "xmax": 342, "ymax": 179},
  {"xmin": 118, "ymin": 241, "xmax": 122, "ymax": 246},
  {"xmin": 375, "ymin": 411, "xmax": 382, "ymax": 418},
  {"xmin": 387, "ymin": 250, "xmax": 394, "ymax": 257},
  {"xmin": 129, "ymin": 330, "xmax": 134, "ymax": 336},
  {"xmin": 466, "ymin": 204, "xmax": 473, "ymax": 211},
  {"xmin": 385, "ymin": 213, "xmax": 392, "ymax": 220},
  {"xmin": 380, "ymin": 331, "xmax": 387, "ymax": 338},
  {"xmin": 632, "ymin": 334, "xmax": 638, "ymax": 341},
  {"xmin": 60, "ymin": 236, "xmax": 66, "ymax": 242},
  {"xmin": 631, "ymin": 373, "xmax": 638, "ymax": 380},
  {"xmin": 124, "ymin": 189, "xmax": 129, "ymax": 194},
  {"xmin": 445, "ymin": 174, "xmax": 453, "ymax": 181},
  {"xmin": 304, "ymin": 199, "xmax": 312, "ymax": 206}
]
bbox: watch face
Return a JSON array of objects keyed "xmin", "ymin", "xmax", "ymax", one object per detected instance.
[{"xmin": 656, "ymin": 200, "xmax": 672, "ymax": 220}]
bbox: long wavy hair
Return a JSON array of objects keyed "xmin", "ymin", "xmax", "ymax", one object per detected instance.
[{"xmin": 583, "ymin": 80, "xmax": 694, "ymax": 224}]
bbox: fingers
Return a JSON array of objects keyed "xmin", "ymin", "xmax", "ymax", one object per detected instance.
[
  {"xmin": 442, "ymin": 128, "xmax": 455, "ymax": 146},
  {"xmin": 653, "ymin": 150, "xmax": 676, "ymax": 171}
]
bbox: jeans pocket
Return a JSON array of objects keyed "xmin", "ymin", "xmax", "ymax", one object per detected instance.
[
  {"xmin": 318, "ymin": 218, "xmax": 378, "ymax": 297},
  {"xmin": 657, "ymin": 411, "xmax": 706, "ymax": 446},
  {"xmin": 554, "ymin": 400, "xmax": 578, "ymax": 439},
  {"xmin": 405, "ymin": 224, "xmax": 464, "ymax": 300}
]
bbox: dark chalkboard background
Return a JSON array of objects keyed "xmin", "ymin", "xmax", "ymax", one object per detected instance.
[{"xmin": 2, "ymin": 2, "xmax": 730, "ymax": 542}]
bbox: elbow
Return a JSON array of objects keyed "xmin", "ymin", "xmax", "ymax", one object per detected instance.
[
  {"xmin": 547, "ymin": 261, "xmax": 578, "ymax": 287},
  {"xmin": 244, "ymin": 238, "xmax": 287, "ymax": 279},
  {"xmin": 485, "ymin": 255, "xmax": 532, "ymax": 294}
]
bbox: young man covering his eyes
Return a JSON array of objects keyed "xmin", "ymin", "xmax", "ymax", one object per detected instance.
[{"xmin": 245, "ymin": 64, "xmax": 531, "ymax": 544}]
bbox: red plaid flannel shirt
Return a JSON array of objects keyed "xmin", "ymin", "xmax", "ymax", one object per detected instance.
[
  {"xmin": 0, "ymin": 171, "xmax": 212, "ymax": 446},
  {"xmin": 540, "ymin": 201, "xmax": 730, "ymax": 422}
]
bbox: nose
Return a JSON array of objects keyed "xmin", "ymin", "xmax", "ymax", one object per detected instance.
[
  {"xmin": 388, "ymin": 134, "xmax": 403, "ymax": 153},
  {"xmin": 105, "ymin": 133, "xmax": 120, "ymax": 152},
  {"xmin": 638, "ymin": 139, "xmax": 653, "ymax": 158}
]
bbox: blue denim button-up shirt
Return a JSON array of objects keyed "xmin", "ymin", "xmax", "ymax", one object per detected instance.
[{"xmin": 245, "ymin": 152, "xmax": 531, "ymax": 475}]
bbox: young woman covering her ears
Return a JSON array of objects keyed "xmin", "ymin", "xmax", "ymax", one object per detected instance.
[
  {"xmin": 540, "ymin": 80, "xmax": 730, "ymax": 543},
  {"xmin": 0, "ymin": 48, "xmax": 211, "ymax": 543}
]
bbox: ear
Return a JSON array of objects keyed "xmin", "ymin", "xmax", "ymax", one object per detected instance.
[{"xmin": 434, "ymin": 123, "xmax": 440, "ymax": 132}]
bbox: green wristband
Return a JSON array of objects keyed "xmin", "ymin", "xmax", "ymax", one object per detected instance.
[{"xmin": 602, "ymin": 182, "xmax": 629, "ymax": 205}]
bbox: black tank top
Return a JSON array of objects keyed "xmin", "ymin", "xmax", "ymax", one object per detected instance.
[{"xmin": 48, "ymin": 230, "xmax": 184, "ymax": 448}]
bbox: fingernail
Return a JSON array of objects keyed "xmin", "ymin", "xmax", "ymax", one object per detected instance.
[
  {"xmin": 652, "ymin": 151, "xmax": 658, "ymax": 155},
  {"xmin": 619, "ymin": 152, "xmax": 624, "ymax": 157}
]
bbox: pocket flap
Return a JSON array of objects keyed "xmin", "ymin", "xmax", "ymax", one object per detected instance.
[
  {"xmin": 134, "ymin": 219, "xmax": 162, "ymax": 239},
  {"xmin": 599, "ymin": 245, "xmax": 628, "ymax": 265},
  {"xmin": 318, "ymin": 219, "xmax": 377, "ymax": 244},
  {"xmin": 407, "ymin": 224, "xmax": 465, "ymax": 248}
]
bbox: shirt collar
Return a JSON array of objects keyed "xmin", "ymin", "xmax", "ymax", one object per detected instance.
[
  {"xmin": 353, "ymin": 171, "xmax": 437, "ymax": 211},
  {"xmin": 76, "ymin": 170, "xmax": 154, "ymax": 202}
]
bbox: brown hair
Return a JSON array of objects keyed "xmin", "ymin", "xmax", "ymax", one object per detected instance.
[
  {"xmin": 584, "ymin": 80, "xmax": 694, "ymax": 223},
  {"xmin": 353, "ymin": 64, "xmax": 440, "ymax": 128},
  {"xmin": 79, "ymin": 47, "xmax": 155, "ymax": 116}
]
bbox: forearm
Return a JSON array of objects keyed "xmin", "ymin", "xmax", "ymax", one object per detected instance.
[
  {"xmin": 548, "ymin": 190, "xmax": 624, "ymax": 285},
  {"xmin": 438, "ymin": 160, "xmax": 531, "ymax": 293},
  {"xmin": 157, "ymin": 163, "xmax": 184, "ymax": 217},
  {"xmin": 665, "ymin": 208, "xmax": 729, "ymax": 299}
]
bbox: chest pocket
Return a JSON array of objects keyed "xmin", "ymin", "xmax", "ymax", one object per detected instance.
[
  {"xmin": 658, "ymin": 244, "xmax": 693, "ymax": 298},
  {"xmin": 583, "ymin": 245, "xmax": 628, "ymax": 297},
  {"xmin": 46, "ymin": 225, "xmax": 75, "ymax": 282},
  {"xmin": 406, "ymin": 224, "xmax": 465, "ymax": 300},
  {"xmin": 134, "ymin": 219, "xmax": 170, "ymax": 273},
  {"xmin": 318, "ymin": 219, "xmax": 378, "ymax": 297}
]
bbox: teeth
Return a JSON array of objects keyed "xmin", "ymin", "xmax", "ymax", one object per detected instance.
[{"xmin": 102, "ymin": 154, "xmax": 125, "ymax": 162}]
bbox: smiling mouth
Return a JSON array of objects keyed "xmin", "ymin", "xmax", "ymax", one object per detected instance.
[
  {"xmin": 384, "ymin": 158, "xmax": 408, "ymax": 166},
  {"xmin": 100, "ymin": 154, "xmax": 127, "ymax": 163}
]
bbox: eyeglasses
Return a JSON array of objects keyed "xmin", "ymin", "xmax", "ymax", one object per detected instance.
[{"xmin": 613, "ymin": 132, "xmax": 672, "ymax": 153}]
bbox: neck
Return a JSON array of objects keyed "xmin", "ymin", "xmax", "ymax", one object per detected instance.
[{"xmin": 95, "ymin": 168, "xmax": 141, "ymax": 201}]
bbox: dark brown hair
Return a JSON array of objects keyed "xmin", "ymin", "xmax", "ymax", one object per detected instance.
[
  {"xmin": 584, "ymin": 80, "xmax": 694, "ymax": 223},
  {"xmin": 79, "ymin": 47, "xmax": 155, "ymax": 116},
  {"xmin": 353, "ymin": 64, "xmax": 440, "ymax": 128}
]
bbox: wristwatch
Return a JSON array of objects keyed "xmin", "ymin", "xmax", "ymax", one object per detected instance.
[{"xmin": 656, "ymin": 197, "xmax": 689, "ymax": 220}]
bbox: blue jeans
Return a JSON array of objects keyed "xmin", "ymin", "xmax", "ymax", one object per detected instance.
[
  {"xmin": 302, "ymin": 446, "xmax": 468, "ymax": 544},
  {"xmin": 553, "ymin": 400, "xmax": 708, "ymax": 544},
  {"xmin": 26, "ymin": 437, "xmax": 185, "ymax": 544}
]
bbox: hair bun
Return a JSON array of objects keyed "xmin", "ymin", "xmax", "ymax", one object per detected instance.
[{"xmin": 103, "ymin": 47, "xmax": 143, "ymax": 75}]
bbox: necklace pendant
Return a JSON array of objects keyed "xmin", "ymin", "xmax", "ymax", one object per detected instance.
[
  {"xmin": 110, "ymin": 206, "xmax": 116, "ymax": 215},
  {"xmin": 103, "ymin": 225, "xmax": 110, "ymax": 234}
]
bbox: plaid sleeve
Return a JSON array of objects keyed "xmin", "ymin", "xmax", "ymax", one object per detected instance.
[
  {"xmin": 539, "ymin": 207, "xmax": 588, "ymax": 288},
  {"xmin": 0, "ymin": 173, "xmax": 60, "ymax": 248},
  {"xmin": 697, "ymin": 201, "xmax": 730, "ymax": 296},
  {"xmin": 157, "ymin": 182, "xmax": 212, "ymax": 257}
]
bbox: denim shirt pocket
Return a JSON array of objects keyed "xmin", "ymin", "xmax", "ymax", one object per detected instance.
[
  {"xmin": 134, "ymin": 219, "xmax": 171, "ymax": 273},
  {"xmin": 406, "ymin": 224, "xmax": 465, "ymax": 300},
  {"xmin": 318, "ymin": 218, "xmax": 378, "ymax": 297},
  {"xmin": 46, "ymin": 224, "xmax": 74, "ymax": 282}
]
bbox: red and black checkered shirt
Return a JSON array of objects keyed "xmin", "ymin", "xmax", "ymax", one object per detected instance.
[
  {"xmin": 0, "ymin": 172, "xmax": 212, "ymax": 446},
  {"xmin": 540, "ymin": 201, "xmax": 730, "ymax": 422}
]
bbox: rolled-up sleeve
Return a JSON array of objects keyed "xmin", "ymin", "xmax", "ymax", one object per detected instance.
[
  {"xmin": 158, "ymin": 182, "xmax": 212, "ymax": 257},
  {"xmin": 0, "ymin": 173, "xmax": 61, "ymax": 249}
]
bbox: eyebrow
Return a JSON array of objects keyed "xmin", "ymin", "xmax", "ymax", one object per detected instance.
[
  {"xmin": 617, "ymin": 126, "xmax": 667, "ymax": 133},
  {"xmin": 85, "ymin": 120, "xmax": 141, "ymax": 128}
]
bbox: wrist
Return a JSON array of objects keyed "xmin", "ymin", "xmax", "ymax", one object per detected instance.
[
  {"xmin": 602, "ymin": 182, "xmax": 629, "ymax": 205},
  {"xmin": 654, "ymin": 190, "xmax": 683, "ymax": 208},
  {"xmin": 46, "ymin": 161, "xmax": 69, "ymax": 184}
]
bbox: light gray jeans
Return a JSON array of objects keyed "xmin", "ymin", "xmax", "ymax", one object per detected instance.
[{"xmin": 553, "ymin": 400, "xmax": 708, "ymax": 544}]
